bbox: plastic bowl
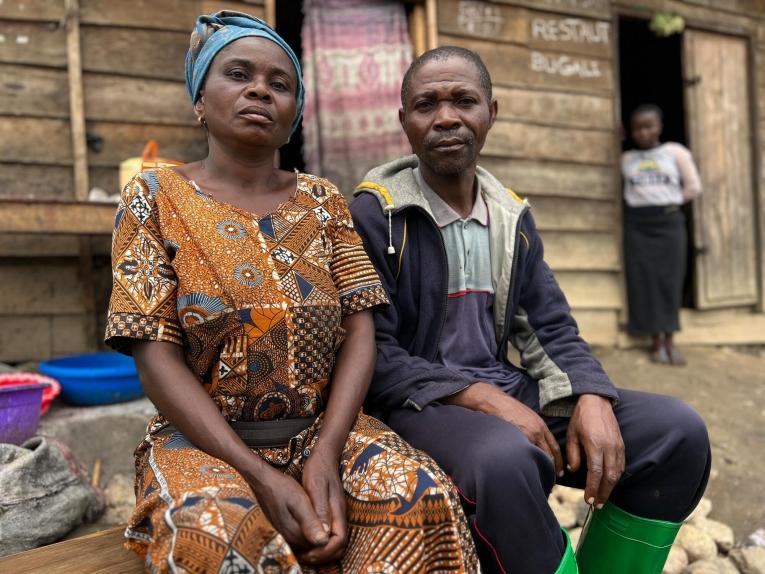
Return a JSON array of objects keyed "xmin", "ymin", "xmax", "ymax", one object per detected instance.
[
  {"xmin": 38, "ymin": 352, "xmax": 143, "ymax": 406},
  {"xmin": 0, "ymin": 373, "xmax": 61, "ymax": 415},
  {"xmin": 0, "ymin": 383, "xmax": 47, "ymax": 444}
]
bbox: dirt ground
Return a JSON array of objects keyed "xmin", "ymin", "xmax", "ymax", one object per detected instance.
[{"xmin": 594, "ymin": 345, "xmax": 765, "ymax": 541}]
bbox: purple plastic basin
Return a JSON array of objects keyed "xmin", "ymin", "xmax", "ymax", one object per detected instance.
[{"xmin": 0, "ymin": 383, "xmax": 47, "ymax": 445}]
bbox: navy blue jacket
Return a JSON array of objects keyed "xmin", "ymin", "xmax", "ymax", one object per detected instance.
[{"xmin": 350, "ymin": 156, "xmax": 618, "ymax": 420}]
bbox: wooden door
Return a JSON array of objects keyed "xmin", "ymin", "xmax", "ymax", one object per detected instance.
[{"xmin": 684, "ymin": 30, "xmax": 758, "ymax": 308}]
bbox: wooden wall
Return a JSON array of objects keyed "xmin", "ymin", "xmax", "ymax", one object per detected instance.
[
  {"xmin": 0, "ymin": 0, "xmax": 265, "ymax": 362},
  {"xmin": 439, "ymin": 0, "xmax": 765, "ymax": 346},
  {"xmin": 437, "ymin": 0, "xmax": 621, "ymax": 345}
]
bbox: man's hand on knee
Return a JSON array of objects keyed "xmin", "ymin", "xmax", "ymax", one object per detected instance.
[
  {"xmin": 446, "ymin": 382, "xmax": 564, "ymax": 476},
  {"xmin": 565, "ymin": 394, "xmax": 625, "ymax": 508}
]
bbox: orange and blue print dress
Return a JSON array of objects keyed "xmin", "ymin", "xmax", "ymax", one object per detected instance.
[{"xmin": 105, "ymin": 168, "xmax": 477, "ymax": 573}]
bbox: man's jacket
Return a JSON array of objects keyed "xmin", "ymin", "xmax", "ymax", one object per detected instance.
[{"xmin": 350, "ymin": 155, "xmax": 618, "ymax": 420}]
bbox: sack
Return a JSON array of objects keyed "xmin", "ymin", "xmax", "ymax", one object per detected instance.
[
  {"xmin": 119, "ymin": 140, "xmax": 182, "ymax": 190},
  {"xmin": 0, "ymin": 436, "xmax": 105, "ymax": 556}
]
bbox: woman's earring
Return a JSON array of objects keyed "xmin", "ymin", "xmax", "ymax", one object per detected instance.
[{"xmin": 197, "ymin": 115, "xmax": 207, "ymax": 127}]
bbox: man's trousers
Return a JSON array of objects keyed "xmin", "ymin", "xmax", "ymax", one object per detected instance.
[{"xmin": 388, "ymin": 383, "xmax": 711, "ymax": 574}]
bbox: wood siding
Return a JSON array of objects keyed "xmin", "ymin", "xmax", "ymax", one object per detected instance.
[
  {"xmin": 0, "ymin": 0, "xmax": 265, "ymax": 362},
  {"xmin": 439, "ymin": 0, "xmax": 622, "ymax": 344}
]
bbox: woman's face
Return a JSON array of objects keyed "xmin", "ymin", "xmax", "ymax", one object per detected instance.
[
  {"xmin": 630, "ymin": 111, "xmax": 662, "ymax": 150},
  {"xmin": 196, "ymin": 36, "xmax": 298, "ymax": 149}
]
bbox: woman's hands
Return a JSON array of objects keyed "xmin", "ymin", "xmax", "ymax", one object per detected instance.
[
  {"xmin": 299, "ymin": 451, "xmax": 348, "ymax": 564},
  {"xmin": 245, "ymin": 450, "xmax": 346, "ymax": 566},
  {"xmin": 245, "ymin": 465, "xmax": 331, "ymax": 559}
]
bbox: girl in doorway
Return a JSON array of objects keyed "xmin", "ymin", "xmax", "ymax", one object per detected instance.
[{"xmin": 622, "ymin": 104, "xmax": 702, "ymax": 365}]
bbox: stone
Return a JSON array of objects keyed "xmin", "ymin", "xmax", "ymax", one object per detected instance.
[
  {"xmin": 662, "ymin": 544, "xmax": 688, "ymax": 574},
  {"xmin": 730, "ymin": 546, "xmax": 765, "ymax": 574},
  {"xmin": 554, "ymin": 485, "xmax": 584, "ymax": 505},
  {"xmin": 685, "ymin": 557, "xmax": 742, "ymax": 574},
  {"xmin": 550, "ymin": 498, "xmax": 578, "ymax": 529},
  {"xmin": 696, "ymin": 518, "xmax": 736, "ymax": 553},
  {"xmin": 685, "ymin": 559, "xmax": 721, "ymax": 574},
  {"xmin": 688, "ymin": 498, "xmax": 714, "ymax": 524},
  {"xmin": 676, "ymin": 523, "xmax": 718, "ymax": 562},
  {"xmin": 37, "ymin": 398, "xmax": 155, "ymax": 478},
  {"xmin": 101, "ymin": 473, "xmax": 135, "ymax": 526}
]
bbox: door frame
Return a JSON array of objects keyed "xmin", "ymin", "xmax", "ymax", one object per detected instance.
[{"xmin": 611, "ymin": 3, "xmax": 764, "ymax": 313}]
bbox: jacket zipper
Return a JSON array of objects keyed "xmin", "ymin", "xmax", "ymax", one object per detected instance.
[{"xmin": 497, "ymin": 206, "xmax": 528, "ymax": 361}]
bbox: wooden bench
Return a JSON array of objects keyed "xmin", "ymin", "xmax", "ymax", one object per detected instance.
[{"xmin": 0, "ymin": 527, "xmax": 143, "ymax": 573}]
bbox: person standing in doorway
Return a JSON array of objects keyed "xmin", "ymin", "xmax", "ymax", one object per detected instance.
[{"xmin": 622, "ymin": 104, "xmax": 702, "ymax": 365}]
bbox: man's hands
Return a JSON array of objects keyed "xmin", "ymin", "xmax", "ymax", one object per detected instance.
[
  {"xmin": 447, "ymin": 383, "xmax": 564, "ymax": 476},
  {"xmin": 566, "ymin": 394, "xmax": 625, "ymax": 508},
  {"xmin": 447, "ymin": 384, "xmax": 625, "ymax": 508}
]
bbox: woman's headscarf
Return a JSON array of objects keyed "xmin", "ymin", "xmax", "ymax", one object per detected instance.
[{"xmin": 185, "ymin": 11, "xmax": 304, "ymax": 136}]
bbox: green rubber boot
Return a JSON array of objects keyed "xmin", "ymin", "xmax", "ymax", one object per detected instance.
[
  {"xmin": 576, "ymin": 502, "xmax": 682, "ymax": 574},
  {"xmin": 555, "ymin": 529, "xmax": 579, "ymax": 574}
]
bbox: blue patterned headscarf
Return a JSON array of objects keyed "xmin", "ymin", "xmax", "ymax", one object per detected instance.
[{"xmin": 185, "ymin": 11, "xmax": 304, "ymax": 136}]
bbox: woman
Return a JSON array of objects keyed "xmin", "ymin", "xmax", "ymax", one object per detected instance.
[
  {"xmin": 622, "ymin": 104, "xmax": 702, "ymax": 365},
  {"xmin": 106, "ymin": 11, "xmax": 477, "ymax": 573}
]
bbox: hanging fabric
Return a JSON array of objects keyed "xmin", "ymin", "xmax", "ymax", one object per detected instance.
[{"xmin": 301, "ymin": 0, "xmax": 413, "ymax": 197}]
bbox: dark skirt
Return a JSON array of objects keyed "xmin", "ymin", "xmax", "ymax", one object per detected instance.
[{"xmin": 624, "ymin": 204, "xmax": 687, "ymax": 335}]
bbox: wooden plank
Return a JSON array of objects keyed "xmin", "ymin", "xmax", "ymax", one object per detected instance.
[
  {"xmin": 675, "ymin": 308, "xmax": 765, "ymax": 346},
  {"xmin": 0, "ymin": 21, "xmax": 67, "ymax": 68},
  {"xmin": 478, "ymin": 157, "xmax": 615, "ymax": 200},
  {"xmin": 619, "ymin": 0, "xmax": 757, "ymax": 33},
  {"xmin": 0, "ymin": 0, "xmax": 65, "ymax": 22},
  {"xmin": 528, "ymin": 196, "xmax": 617, "ymax": 232},
  {"xmin": 81, "ymin": 26, "xmax": 187, "ymax": 81},
  {"xmin": 0, "ymin": 117, "xmax": 73, "ymax": 165},
  {"xmin": 440, "ymin": 34, "xmax": 613, "ymax": 95},
  {"xmin": 85, "ymin": 122, "xmax": 207, "ymax": 167},
  {"xmin": 52, "ymin": 314, "xmax": 92, "ymax": 356},
  {"xmin": 80, "ymin": 0, "xmax": 264, "ymax": 30},
  {"xmin": 681, "ymin": 0, "xmax": 765, "ymax": 18},
  {"xmin": 571, "ymin": 309, "xmax": 619, "ymax": 346},
  {"xmin": 66, "ymin": 0, "xmax": 89, "ymax": 201},
  {"xmin": 494, "ymin": 86, "xmax": 613, "ymax": 130},
  {"xmin": 83, "ymin": 73, "xmax": 196, "ymax": 125},
  {"xmin": 0, "ymin": 526, "xmax": 143, "ymax": 573},
  {"xmin": 540, "ymin": 230, "xmax": 620, "ymax": 270},
  {"xmin": 0, "ymin": 235, "xmax": 110, "ymax": 256},
  {"xmin": 685, "ymin": 30, "xmax": 758, "ymax": 308},
  {"xmin": 554, "ymin": 270, "xmax": 622, "ymax": 309},
  {"xmin": 0, "ymin": 164, "xmax": 75, "ymax": 199},
  {"xmin": 492, "ymin": 0, "xmax": 610, "ymax": 19},
  {"xmin": 0, "ymin": 260, "xmax": 87, "ymax": 315},
  {"xmin": 0, "ymin": 118, "xmax": 206, "ymax": 167},
  {"xmin": 0, "ymin": 64, "xmax": 69, "ymax": 118},
  {"xmin": 485, "ymin": 120, "xmax": 615, "ymax": 165},
  {"xmin": 438, "ymin": 0, "xmax": 612, "ymax": 58},
  {"xmin": 0, "ymin": 199, "xmax": 116, "ymax": 234},
  {"xmin": 0, "ymin": 315, "xmax": 51, "ymax": 362}
]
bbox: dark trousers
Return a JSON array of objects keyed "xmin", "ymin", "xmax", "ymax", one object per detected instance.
[{"xmin": 388, "ymin": 382, "xmax": 711, "ymax": 574}]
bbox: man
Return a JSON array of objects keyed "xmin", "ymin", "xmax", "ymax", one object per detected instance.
[{"xmin": 350, "ymin": 46, "xmax": 710, "ymax": 574}]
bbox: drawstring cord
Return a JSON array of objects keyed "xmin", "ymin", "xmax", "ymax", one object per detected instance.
[{"xmin": 384, "ymin": 205, "xmax": 395, "ymax": 254}]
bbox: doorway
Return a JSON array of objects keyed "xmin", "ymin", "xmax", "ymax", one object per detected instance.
[{"xmin": 617, "ymin": 16, "xmax": 696, "ymax": 307}]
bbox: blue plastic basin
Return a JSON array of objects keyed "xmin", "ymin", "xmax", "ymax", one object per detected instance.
[{"xmin": 38, "ymin": 352, "xmax": 143, "ymax": 406}]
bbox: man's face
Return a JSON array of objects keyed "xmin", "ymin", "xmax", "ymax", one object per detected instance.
[{"xmin": 400, "ymin": 57, "xmax": 496, "ymax": 176}]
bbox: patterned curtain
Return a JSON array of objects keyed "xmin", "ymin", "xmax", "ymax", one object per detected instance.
[{"xmin": 301, "ymin": 0, "xmax": 413, "ymax": 197}]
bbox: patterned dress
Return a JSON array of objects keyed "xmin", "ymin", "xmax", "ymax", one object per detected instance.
[{"xmin": 106, "ymin": 169, "xmax": 477, "ymax": 574}]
